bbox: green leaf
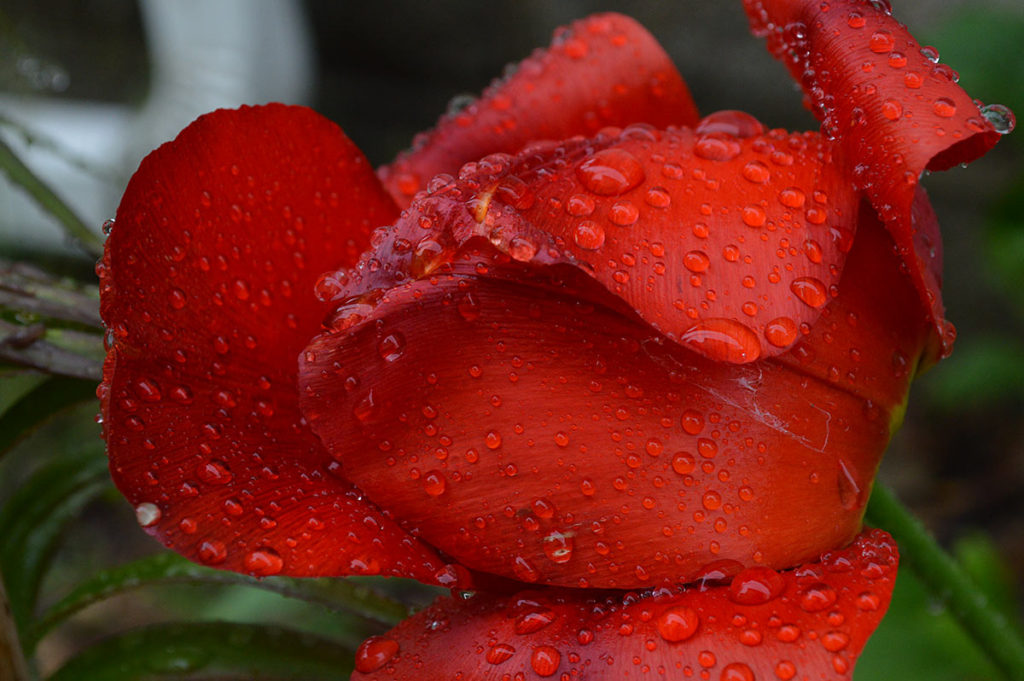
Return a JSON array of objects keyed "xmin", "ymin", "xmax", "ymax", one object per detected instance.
[
  {"xmin": 0, "ymin": 375, "xmax": 97, "ymax": 461},
  {"xmin": 31, "ymin": 553, "xmax": 410, "ymax": 650},
  {"xmin": 46, "ymin": 621, "xmax": 355, "ymax": 681},
  {"xmin": 0, "ymin": 447, "xmax": 109, "ymax": 634}
]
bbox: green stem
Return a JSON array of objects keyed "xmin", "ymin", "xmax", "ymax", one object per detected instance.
[
  {"xmin": 0, "ymin": 136, "xmax": 103, "ymax": 258},
  {"xmin": 866, "ymin": 483, "xmax": 1024, "ymax": 681},
  {"xmin": 0, "ymin": 570, "xmax": 30, "ymax": 681}
]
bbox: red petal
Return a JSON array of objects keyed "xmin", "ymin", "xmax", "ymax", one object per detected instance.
[
  {"xmin": 298, "ymin": 221, "xmax": 909, "ymax": 587},
  {"xmin": 351, "ymin": 529, "xmax": 898, "ymax": 680},
  {"xmin": 99, "ymin": 104, "xmax": 463, "ymax": 584},
  {"xmin": 743, "ymin": 0, "xmax": 1013, "ymax": 358},
  {"xmin": 330, "ymin": 123, "xmax": 860, "ymax": 364},
  {"xmin": 378, "ymin": 13, "xmax": 699, "ymax": 207}
]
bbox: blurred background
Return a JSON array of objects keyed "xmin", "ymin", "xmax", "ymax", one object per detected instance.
[{"xmin": 1, "ymin": 1, "xmax": 1022, "ymax": 679}]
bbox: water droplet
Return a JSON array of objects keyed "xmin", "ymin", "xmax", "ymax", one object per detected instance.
[
  {"xmin": 645, "ymin": 186, "xmax": 671, "ymax": 208},
  {"xmin": 198, "ymin": 539, "xmax": 226, "ymax": 564},
  {"xmin": 695, "ymin": 110, "xmax": 765, "ymax": 138},
  {"xmin": 790, "ymin": 277, "xmax": 828, "ymax": 308},
  {"xmin": 197, "ymin": 459, "xmax": 232, "ymax": 485},
  {"xmin": 741, "ymin": 205, "xmax": 766, "ymax": 228},
  {"xmin": 485, "ymin": 430, "xmax": 502, "ymax": 449},
  {"xmin": 169, "ymin": 288, "xmax": 187, "ymax": 310},
  {"xmin": 680, "ymin": 318, "xmax": 761, "ymax": 363},
  {"xmin": 354, "ymin": 636, "xmax": 400, "ymax": 673},
  {"xmin": 720, "ymin": 662, "xmax": 755, "ymax": 681},
  {"xmin": 822, "ymin": 630, "xmax": 850, "ymax": 652},
  {"xmin": 530, "ymin": 645, "xmax": 561, "ymax": 677},
  {"xmin": 135, "ymin": 378, "xmax": 162, "ymax": 402},
  {"xmin": 932, "ymin": 97, "xmax": 957, "ymax": 118},
  {"xmin": 513, "ymin": 555, "xmax": 540, "ymax": 582},
  {"xmin": 135, "ymin": 502, "xmax": 161, "ymax": 527},
  {"xmin": 542, "ymin": 530, "xmax": 574, "ymax": 564},
  {"xmin": 981, "ymin": 103, "xmax": 1015, "ymax": 134},
  {"xmin": 741, "ymin": 161, "xmax": 771, "ymax": 184},
  {"xmin": 244, "ymin": 547, "xmax": 283, "ymax": 576},
  {"xmin": 694, "ymin": 133, "xmax": 741, "ymax": 162},
  {"xmin": 683, "ymin": 250, "xmax": 710, "ymax": 273},
  {"xmin": 609, "ymin": 200, "xmax": 639, "ymax": 226},
  {"xmin": 423, "ymin": 470, "xmax": 447, "ymax": 496},
  {"xmin": 764, "ymin": 316, "xmax": 798, "ymax": 348},
  {"xmin": 681, "ymin": 409, "xmax": 704, "ymax": 435},
  {"xmin": 378, "ymin": 332, "xmax": 406, "ymax": 362},
  {"xmin": 729, "ymin": 566, "xmax": 786, "ymax": 604},
  {"xmin": 656, "ymin": 606, "xmax": 700, "ymax": 642},
  {"xmin": 576, "ymin": 148, "xmax": 645, "ymax": 195},
  {"xmin": 837, "ymin": 459, "xmax": 866, "ymax": 510},
  {"xmin": 672, "ymin": 452, "xmax": 696, "ymax": 475},
  {"xmin": 573, "ymin": 220, "xmax": 606, "ymax": 250},
  {"xmin": 515, "ymin": 608, "xmax": 556, "ymax": 634},
  {"xmin": 881, "ymin": 98, "xmax": 903, "ymax": 121},
  {"xmin": 486, "ymin": 642, "xmax": 516, "ymax": 664},
  {"xmin": 799, "ymin": 582, "xmax": 838, "ymax": 611},
  {"xmin": 868, "ymin": 30, "xmax": 894, "ymax": 53}
]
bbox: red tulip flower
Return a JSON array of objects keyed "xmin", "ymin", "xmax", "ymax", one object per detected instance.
[{"xmin": 98, "ymin": 1, "xmax": 1012, "ymax": 678}]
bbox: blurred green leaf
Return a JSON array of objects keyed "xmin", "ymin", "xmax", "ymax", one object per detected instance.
[
  {"xmin": 0, "ymin": 375, "xmax": 97, "ymax": 461},
  {"xmin": 46, "ymin": 621, "xmax": 354, "ymax": 681},
  {"xmin": 925, "ymin": 336, "xmax": 1024, "ymax": 411},
  {"xmin": 31, "ymin": 553, "xmax": 409, "ymax": 650},
  {"xmin": 0, "ymin": 447, "xmax": 109, "ymax": 634},
  {"xmin": 857, "ymin": 567, "xmax": 1006, "ymax": 681},
  {"xmin": 955, "ymin": 533, "xmax": 1022, "ymax": 630}
]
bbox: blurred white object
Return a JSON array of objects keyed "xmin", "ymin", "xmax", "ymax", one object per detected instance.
[{"xmin": 0, "ymin": 0, "xmax": 314, "ymax": 256}]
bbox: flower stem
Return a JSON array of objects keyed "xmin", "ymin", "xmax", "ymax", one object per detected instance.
[
  {"xmin": 0, "ymin": 136, "xmax": 103, "ymax": 258},
  {"xmin": 866, "ymin": 483, "xmax": 1024, "ymax": 681}
]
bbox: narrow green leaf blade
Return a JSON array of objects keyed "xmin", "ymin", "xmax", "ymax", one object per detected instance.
[
  {"xmin": 0, "ymin": 375, "xmax": 97, "ymax": 460},
  {"xmin": 0, "ymin": 448, "xmax": 110, "ymax": 633},
  {"xmin": 31, "ymin": 553, "xmax": 410, "ymax": 648},
  {"xmin": 46, "ymin": 621, "xmax": 354, "ymax": 681}
]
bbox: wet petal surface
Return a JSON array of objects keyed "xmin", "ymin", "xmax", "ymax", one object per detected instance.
[
  {"xmin": 351, "ymin": 529, "xmax": 898, "ymax": 680},
  {"xmin": 331, "ymin": 123, "xmax": 861, "ymax": 364},
  {"xmin": 299, "ymin": 199, "xmax": 923, "ymax": 588},
  {"xmin": 378, "ymin": 13, "xmax": 699, "ymax": 207},
  {"xmin": 742, "ymin": 0, "xmax": 1013, "ymax": 358},
  {"xmin": 100, "ymin": 104, "xmax": 461, "ymax": 583}
]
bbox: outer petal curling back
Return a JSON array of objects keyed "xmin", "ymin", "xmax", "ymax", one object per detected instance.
[
  {"xmin": 378, "ymin": 12, "xmax": 700, "ymax": 207},
  {"xmin": 299, "ymin": 235, "xmax": 909, "ymax": 588},
  {"xmin": 99, "ymin": 104, "xmax": 461, "ymax": 584},
  {"xmin": 326, "ymin": 122, "xmax": 860, "ymax": 365},
  {"xmin": 352, "ymin": 529, "xmax": 898, "ymax": 680},
  {"xmin": 742, "ymin": 0, "xmax": 1014, "ymax": 359}
]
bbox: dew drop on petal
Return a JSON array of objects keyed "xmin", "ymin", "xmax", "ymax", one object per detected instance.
[
  {"xmin": 729, "ymin": 566, "xmax": 786, "ymax": 605},
  {"xmin": 720, "ymin": 662, "xmax": 755, "ymax": 681},
  {"xmin": 244, "ymin": 547, "xmax": 283, "ymax": 576},
  {"xmin": 354, "ymin": 636, "xmax": 400, "ymax": 673},
  {"xmin": 680, "ymin": 318, "xmax": 761, "ymax": 363},
  {"xmin": 573, "ymin": 220, "xmax": 606, "ymax": 250},
  {"xmin": 657, "ymin": 606, "xmax": 700, "ymax": 642},
  {"xmin": 764, "ymin": 316, "xmax": 798, "ymax": 348},
  {"xmin": 981, "ymin": 103, "xmax": 1015, "ymax": 134},
  {"xmin": 486, "ymin": 643, "xmax": 515, "ymax": 665},
  {"xmin": 135, "ymin": 502, "xmax": 161, "ymax": 527},
  {"xmin": 576, "ymin": 148, "xmax": 645, "ymax": 195},
  {"xmin": 790, "ymin": 277, "xmax": 828, "ymax": 308},
  {"xmin": 609, "ymin": 200, "xmax": 639, "ymax": 226},
  {"xmin": 530, "ymin": 645, "xmax": 561, "ymax": 677},
  {"xmin": 694, "ymin": 133, "xmax": 742, "ymax": 162},
  {"xmin": 932, "ymin": 97, "xmax": 957, "ymax": 118}
]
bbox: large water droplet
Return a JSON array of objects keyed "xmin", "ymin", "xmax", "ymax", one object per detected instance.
[
  {"xmin": 542, "ymin": 530, "xmax": 574, "ymax": 564},
  {"xmin": 244, "ymin": 547, "xmax": 283, "ymax": 576},
  {"xmin": 530, "ymin": 645, "xmax": 561, "ymax": 677},
  {"xmin": 135, "ymin": 502, "xmax": 161, "ymax": 528},
  {"xmin": 729, "ymin": 566, "xmax": 785, "ymax": 605},
  {"xmin": 656, "ymin": 605, "xmax": 700, "ymax": 642},
  {"xmin": 576, "ymin": 148, "xmax": 645, "ymax": 195},
  {"xmin": 680, "ymin": 318, "xmax": 761, "ymax": 363},
  {"xmin": 790, "ymin": 277, "xmax": 828, "ymax": 308},
  {"xmin": 981, "ymin": 103, "xmax": 1016, "ymax": 135},
  {"xmin": 354, "ymin": 636, "xmax": 400, "ymax": 673}
]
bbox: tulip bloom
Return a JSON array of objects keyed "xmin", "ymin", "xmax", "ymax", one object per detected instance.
[{"xmin": 98, "ymin": 2, "xmax": 1011, "ymax": 678}]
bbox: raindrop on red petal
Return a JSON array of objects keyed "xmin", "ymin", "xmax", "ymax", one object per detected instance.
[
  {"xmin": 680, "ymin": 318, "xmax": 761, "ymax": 363},
  {"xmin": 790, "ymin": 276, "xmax": 828, "ymax": 308},
  {"xmin": 764, "ymin": 316, "xmax": 798, "ymax": 348},
  {"xmin": 530, "ymin": 645, "xmax": 561, "ymax": 677},
  {"xmin": 729, "ymin": 565, "xmax": 786, "ymax": 605},
  {"xmin": 244, "ymin": 547, "xmax": 283, "ymax": 576},
  {"xmin": 355, "ymin": 636, "xmax": 400, "ymax": 673},
  {"xmin": 486, "ymin": 643, "xmax": 516, "ymax": 665},
  {"xmin": 656, "ymin": 605, "xmax": 700, "ymax": 642},
  {"xmin": 720, "ymin": 662, "xmax": 755, "ymax": 681},
  {"xmin": 575, "ymin": 148, "xmax": 645, "ymax": 195},
  {"xmin": 695, "ymin": 110, "xmax": 766, "ymax": 138}
]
